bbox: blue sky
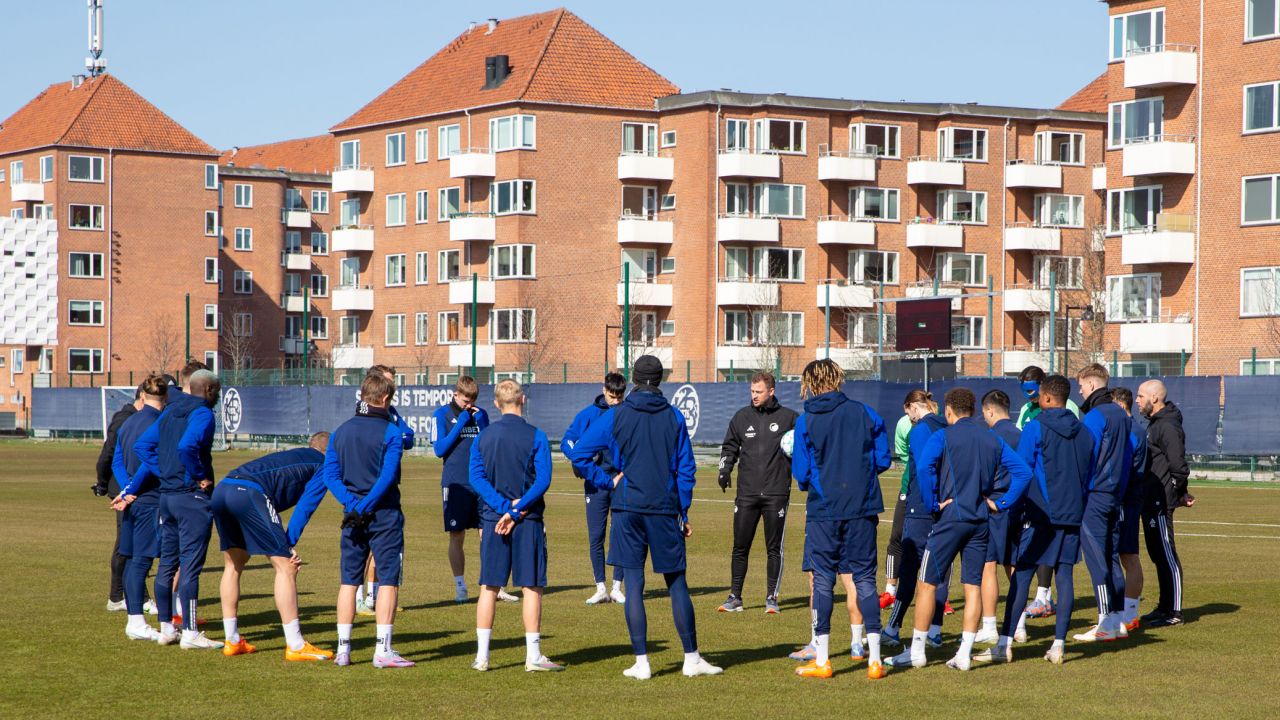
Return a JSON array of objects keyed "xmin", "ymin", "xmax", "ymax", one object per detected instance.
[{"xmin": 0, "ymin": 1, "xmax": 1109, "ymax": 150}]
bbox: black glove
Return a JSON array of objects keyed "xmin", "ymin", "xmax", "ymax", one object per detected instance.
[
  {"xmin": 718, "ymin": 474, "xmax": 731, "ymax": 492},
  {"xmin": 92, "ymin": 483, "xmax": 109, "ymax": 497},
  {"xmin": 341, "ymin": 510, "xmax": 376, "ymax": 530}
]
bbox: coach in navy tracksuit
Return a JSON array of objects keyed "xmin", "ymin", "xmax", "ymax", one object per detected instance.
[
  {"xmin": 561, "ymin": 373, "xmax": 626, "ymax": 605},
  {"xmin": 132, "ymin": 369, "xmax": 220, "ymax": 647},
  {"xmin": 432, "ymin": 377, "xmax": 490, "ymax": 601},
  {"xmin": 1075, "ymin": 365, "xmax": 1134, "ymax": 641},
  {"xmin": 566, "ymin": 356, "xmax": 719, "ymax": 680}
]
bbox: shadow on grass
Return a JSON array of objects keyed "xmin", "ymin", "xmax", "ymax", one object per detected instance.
[
  {"xmin": 1179, "ymin": 602, "xmax": 1238, "ymax": 624},
  {"xmin": 555, "ymin": 641, "xmax": 667, "ymax": 667},
  {"xmin": 420, "ymin": 634, "xmax": 525, "ymax": 661},
  {"xmin": 703, "ymin": 642, "xmax": 797, "ymax": 670}
]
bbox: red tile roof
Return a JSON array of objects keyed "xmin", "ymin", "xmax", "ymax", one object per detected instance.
[
  {"xmin": 331, "ymin": 9, "xmax": 678, "ymax": 132},
  {"xmin": 220, "ymin": 135, "xmax": 334, "ymax": 175},
  {"xmin": 0, "ymin": 74, "xmax": 215, "ymax": 156},
  {"xmin": 1057, "ymin": 72, "xmax": 1108, "ymax": 114}
]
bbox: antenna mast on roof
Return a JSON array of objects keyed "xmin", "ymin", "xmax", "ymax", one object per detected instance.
[{"xmin": 86, "ymin": 0, "xmax": 106, "ymax": 77}]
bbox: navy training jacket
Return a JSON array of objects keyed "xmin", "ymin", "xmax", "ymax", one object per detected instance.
[
  {"xmin": 791, "ymin": 391, "xmax": 891, "ymax": 522},
  {"xmin": 468, "ymin": 414, "xmax": 553, "ymax": 523},
  {"xmin": 1018, "ymin": 408, "xmax": 1094, "ymax": 526},
  {"xmin": 561, "ymin": 395, "xmax": 618, "ymax": 493},
  {"xmin": 432, "ymin": 402, "xmax": 489, "ymax": 487},
  {"xmin": 1081, "ymin": 389, "xmax": 1134, "ymax": 499},
  {"xmin": 225, "ymin": 447, "xmax": 325, "ymax": 512},
  {"xmin": 113, "ymin": 405, "xmax": 161, "ymax": 497},
  {"xmin": 918, "ymin": 416, "xmax": 1032, "ymax": 522},
  {"xmin": 133, "ymin": 392, "xmax": 216, "ymax": 494},
  {"xmin": 904, "ymin": 414, "xmax": 948, "ymax": 517}
]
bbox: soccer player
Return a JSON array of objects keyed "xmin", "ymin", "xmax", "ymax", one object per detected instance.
[
  {"xmin": 978, "ymin": 389, "xmax": 1022, "ymax": 644},
  {"xmin": 789, "ymin": 552, "xmax": 872, "ymax": 663},
  {"xmin": 879, "ymin": 409, "xmax": 913, "ymax": 610},
  {"xmin": 1137, "ymin": 379, "xmax": 1190, "ymax": 628},
  {"xmin": 355, "ymin": 365, "xmax": 414, "ymax": 617},
  {"xmin": 211, "ymin": 432, "xmax": 334, "ymax": 661},
  {"xmin": 467, "ymin": 379, "xmax": 563, "ymax": 672},
  {"xmin": 978, "ymin": 374, "xmax": 1093, "ymax": 665},
  {"xmin": 109, "ymin": 374, "xmax": 168, "ymax": 640},
  {"xmin": 790, "ymin": 358, "xmax": 891, "ymax": 680},
  {"xmin": 1073, "ymin": 364, "xmax": 1133, "ymax": 643},
  {"xmin": 562, "ymin": 373, "xmax": 627, "ymax": 605},
  {"xmin": 432, "ymin": 376, "xmax": 491, "ymax": 603},
  {"xmin": 99, "ymin": 383, "xmax": 146, "ymax": 613},
  {"xmin": 717, "ymin": 371, "xmax": 798, "ymax": 614},
  {"xmin": 320, "ymin": 372, "xmax": 412, "ymax": 667},
  {"xmin": 1112, "ymin": 387, "xmax": 1148, "ymax": 631},
  {"xmin": 130, "ymin": 368, "xmax": 221, "ymax": 649},
  {"xmin": 886, "ymin": 388, "xmax": 1031, "ymax": 671},
  {"xmin": 565, "ymin": 355, "xmax": 721, "ymax": 680}
]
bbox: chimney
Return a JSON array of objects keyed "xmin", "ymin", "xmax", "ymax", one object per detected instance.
[
  {"xmin": 484, "ymin": 55, "xmax": 511, "ymax": 89},
  {"xmin": 486, "ymin": 18, "xmax": 498, "ymax": 34},
  {"xmin": 468, "ymin": 21, "xmax": 477, "ymax": 32},
  {"xmin": 71, "ymin": 74, "xmax": 86, "ymax": 89}
]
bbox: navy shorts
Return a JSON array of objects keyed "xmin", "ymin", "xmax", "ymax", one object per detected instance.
[
  {"xmin": 442, "ymin": 483, "xmax": 481, "ymax": 532},
  {"xmin": 119, "ymin": 493, "xmax": 160, "ymax": 560},
  {"xmin": 921, "ymin": 519, "xmax": 987, "ymax": 586},
  {"xmin": 1118, "ymin": 498, "xmax": 1142, "ymax": 555},
  {"xmin": 479, "ymin": 518, "xmax": 548, "ymax": 588},
  {"xmin": 1016, "ymin": 506, "xmax": 1080, "ymax": 568},
  {"xmin": 608, "ymin": 510, "xmax": 686, "ymax": 573},
  {"xmin": 986, "ymin": 505, "xmax": 1023, "ymax": 566},
  {"xmin": 340, "ymin": 507, "xmax": 405, "ymax": 586},
  {"xmin": 805, "ymin": 516, "xmax": 879, "ymax": 582},
  {"xmin": 211, "ymin": 480, "xmax": 292, "ymax": 557}
]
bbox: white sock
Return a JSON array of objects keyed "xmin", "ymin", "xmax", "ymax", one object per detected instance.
[
  {"xmin": 337, "ymin": 623, "xmax": 353, "ymax": 653},
  {"xmin": 525, "ymin": 632, "xmax": 542, "ymax": 664},
  {"xmin": 126, "ymin": 614, "xmax": 146, "ymax": 631},
  {"xmin": 683, "ymin": 651, "xmax": 701, "ymax": 668},
  {"xmin": 612, "ymin": 579, "xmax": 624, "ymax": 592},
  {"xmin": 885, "ymin": 582, "xmax": 897, "ymax": 597},
  {"xmin": 1016, "ymin": 612, "xmax": 1028, "ymax": 635},
  {"xmin": 366, "ymin": 580, "xmax": 375, "ymax": 596},
  {"xmin": 476, "ymin": 628, "xmax": 492, "ymax": 661},
  {"xmin": 851, "ymin": 624, "xmax": 864, "ymax": 648},
  {"xmin": 376, "ymin": 624, "xmax": 393, "ymax": 655},
  {"xmin": 454, "ymin": 576, "xmax": 466, "ymax": 590},
  {"xmin": 633, "ymin": 653, "xmax": 650, "ymax": 668},
  {"xmin": 595, "ymin": 582, "xmax": 607, "ymax": 593},
  {"xmin": 1123, "ymin": 597, "xmax": 1140, "ymax": 623},
  {"xmin": 282, "ymin": 619, "xmax": 304, "ymax": 651},
  {"xmin": 174, "ymin": 593, "xmax": 182, "ymax": 616},
  {"xmin": 160, "ymin": 621, "xmax": 175, "ymax": 636},
  {"xmin": 867, "ymin": 633, "xmax": 881, "ymax": 663},
  {"xmin": 223, "ymin": 617, "xmax": 239, "ymax": 643},
  {"xmin": 958, "ymin": 630, "xmax": 975, "ymax": 660},
  {"xmin": 1051, "ymin": 638, "xmax": 1064, "ymax": 651},
  {"xmin": 814, "ymin": 633, "xmax": 830, "ymax": 665},
  {"xmin": 355, "ymin": 585, "xmax": 364, "ymax": 604},
  {"xmin": 981, "ymin": 616, "xmax": 997, "ymax": 633},
  {"xmin": 928, "ymin": 623, "xmax": 941, "ymax": 637},
  {"xmin": 1035, "ymin": 586, "xmax": 1051, "ymax": 603},
  {"xmin": 911, "ymin": 629, "xmax": 928, "ymax": 661}
]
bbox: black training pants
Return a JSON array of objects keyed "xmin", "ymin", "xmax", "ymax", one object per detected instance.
[
  {"xmin": 1143, "ymin": 506, "xmax": 1183, "ymax": 614},
  {"xmin": 885, "ymin": 496, "xmax": 906, "ymax": 579},
  {"xmin": 730, "ymin": 494, "xmax": 789, "ymax": 599},
  {"xmin": 110, "ymin": 509, "xmax": 127, "ymax": 602}
]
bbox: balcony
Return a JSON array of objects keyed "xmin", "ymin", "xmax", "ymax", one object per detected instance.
[
  {"xmin": 617, "ymin": 152, "xmax": 674, "ymax": 181},
  {"xmin": 448, "ymin": 343, "xmax": 495, "ymax": 367},
  {"xmin": 1003, "ymin": 223, "xmax": 1061, "ymax": 252},
  {"xmin": 906, "ymin": 220, "xmax": 963, "ymax": 248},
  {"xmin": 905, "ymin": 282, "xmax": 963, "ymax": 310},
  {"xmin": 716, "ymin": 213, "xmax": 780, "ymax": 243},
  {"xmin": 331, "ymin": 166, "xmax": 373, "ymax": 193},
  {"xmin": 1124, "ymin": 44, "xmax": 1197, "ymax": 88},
  {"xmin": 332, "ymin": 345, "xmax": 374, "ymax": 369},
  {"xmin": 716, "ymin": 279, "xmax": 779, "ymax": 306},
  {"xmin": 817, "ymin": 147, "xmax": 876, "ymax": 182},
  {"xmin": 816, "ymin": 345, "xmax": 874, "ymax": 370},
  {"xmin": 449, "ymin": 213, "xmax": 496, "ymax": 242},
  {"xmin": 617, "ymin": 281, "xmax": 673, "ymax": 307},
  {"xmin": 617, "ymin": 215, "xmax": 673, "ymax": 245},
  {"xmin": 1121, "ymin": 214, "xmax": 1195, "ymax": 264},
  {"xmin": 616, "ymin": 345, "xmax": 673, "ymax": 368},
  {"xmin": 1004, "ymin": 160, "xmax": 1062, "ymax": 189},
  {"xmin": 816, "ymin": 216, "xmax": 876, "ymax": 246},
  {"xmin": 448, "ymin": 278, "xmax": 496, "ymax": 305},
  {"xmin": 1122, "ymin": 136, "xmax": 1196, "ymax": 176},
  {"xmin": 449, "ymin": 149, "xmax": 495, "ymax": 178},
  {"xmin": 816, "ymin": 281, "xmax": 874, "ymax": 309},
  {"xmin": 1003, "ymin": 286, "xmax": 1056, "ymax": 313},
  {"xmin": 282, "ymin": 338, "xmax": 308, "ymax": 355},
  {"xmin": 284, "ymin": 253, "xmax": 311, "ymax": 271},
  {"xmin": 906, "ymin": 157, "xmax": 964, "ymax": 185},
  {"xmin": 281, "ymin": 294, "xmax": 307, "ymax": 313},
  {"xmin": 716, "ymin": 150, "xmax": 780, "ymax": 178},
  {"xmin": 1119, "ymin": 315, "xmax": 1193, "ymax": 353},
  {"xmin": 716, "ymin": 344, "xmax": 778, "ymax": 369},
  {"xmin": 10, "ymin": 182, "xmax": 43, "ymax": 203},
  {"xmin": 331, "ymin": 286, "xmax": 374, "ymax": 311},
  {"xmin": 1004, "ymin": 349, "xmax": 1052, "ymax": 371},
  {"xmin": 332, "ymin": 225, "xmax": 374, "ymax": 252},
  {"xmin": 1092, "ymin": 163, "xmax": 1107, "ymax": 191},
  {"xmin": 284, "ymin": 209, "xmax": 311, "ymax": 228}
]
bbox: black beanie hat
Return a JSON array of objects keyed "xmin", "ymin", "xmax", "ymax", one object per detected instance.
[{"xmin": 632, "ymin": 355, "xmax": 664, "ymax": 386}]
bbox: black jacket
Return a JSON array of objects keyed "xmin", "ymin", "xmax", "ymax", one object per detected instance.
[
  {"xmin": 1144, "ymin": 402, "xmax": 1190, "ymax": 511},
  {"xmin": 719, "ymin": 396, "xmax": 798, "ymax": 497},
  {"xmin": 96, "ymin": 402, "xmax": 137, "ymax": 494}
]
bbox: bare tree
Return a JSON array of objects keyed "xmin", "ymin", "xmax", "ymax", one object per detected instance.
[
  {"xmin": 143, "ymin": 313, "xmax": 183, "ymax": 375},
  {"xmin": 219, "ymin": 298, "xmax": 259, "ymax": 383}
]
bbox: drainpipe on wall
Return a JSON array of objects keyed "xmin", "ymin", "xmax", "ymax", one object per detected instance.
[
  {"xmin": 713, "ymin": 104, "xmax": 721, "ymax": 382},
  {"xmin": 106, "ymin": 148, "xmax": 114, "ymax": 378},
  {"xmin": 1193, "ymin": 0, "xmax": 1203, "ymax": 374},
  {"xmin": 1001, "ymin": 118, "xmax": 1010, "ymax": 372}
]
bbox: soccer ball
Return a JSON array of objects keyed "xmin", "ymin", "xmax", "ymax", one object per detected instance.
[{"xmin": 780, "ymin": 429, "xmax": 795, "ymax": 457}]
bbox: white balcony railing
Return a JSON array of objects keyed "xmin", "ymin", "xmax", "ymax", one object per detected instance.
[
  {"xmin": 280, "ymin": 293, "xmax": 307, "ymax": 313},
  {"xmin": 616, "ymin": 344, "xmax": 673, "ymax": 368},
  {"xmin": 716, "ymin": 149, "xmax": 781, "ymax": 178},
  {"xmin": 1118, "ymin": 311, "xmax": 1193, "ymax": 353},
  {"xmin": 331, "ymin": 165, "xmax": 374, "ymax": 193},
  {"xmin": 332, "ymin": 224, "xmax": 374, "ymax": 252},
  {"xmin": 1092, "ymin": 163, "xmax": 1107, "ymax": 191},
  {"xmin": 816, "ymin": 344, "xmax": 875, "ymax": 369},
  {"xmin": 905, "ymin": 281, "xmax": 964, "ymax": 310},
  {"xmin": 448, "ymin": 343, "xmax": 495, "ymax": 367},
  {"xmin": 10, "ymin": 182, "xmax": 44, "ymax": 203},
  {"xmin": 284, "ymin": 253, "xmax": 312, "ymax": 271},
  {"xmin": 715, "ymin": 278, "xmax": 780, "ymax": 306},
  {"xmin": 617, "ymin": 214, "xmax": 674, "ymax": 244},
  {"xmin": 815, "ymin": 280, "xmax": 874, "ymax": 309},
  {"xmin": 1121, "ymin": 214, "xmax": 1195, "ymax": 264},
  {"xmin": 906, "ymin": 219, "xmax": 964, "ymax": 248},
  {"xmin": 331, "ymin": 285, "xmax": 374, "ymax": 311},
  {"xmin": 448, "ymin": 277, "xmax": 496, "ymax": 305},
  {"xmin": 816, "ymin": 216, "xmax": 877, "ymax": 246},
  {"xmin": 1003, "ymin": 222, "xmax": 1062, "ymax": 252},
  {"xmin": 617, "ymin": 151, "xmax": 674, "ymax": 181},
  {"xmin": 284, "ymin": 209, "xmax": 312, "ymax": 228},
  {"xmin": 449, "ymin": 212, "xmax": 497, "ymax": 242},
  {"xmin": 449, "ymin": 148, "xmax": 496, "ymax": 178},
  {"xmin": 332, "ymin": 345, "xmax": 374, "ymax": 369},
  {"xmin": 1121, "ymin": 135, "xmax": 1196, "ymax": 176},
  {"xmin": 1124, "ymin": 44, "xmax": 1197, "ymax": 88},
  {"xmin": 906, "ymin": 156, "xmax": 964, "ymax": 185},
  {"xmin": 1003, "ymin": 285, "xmax": 1056, "ymax": 313},
  {"xmin": 716, "ymin": 213, "xmax": 780, "ymax": 243},
  {"xmin": 1004, "ymin": 159, "xmax": 1062, "ymax": 189},
  {"xmin": 716, "ymin": 344, "xmax": 782, "ymax": 369},
  {"xmin": 817, "ymin": 145, "xmax": 877, "ymax": 182},
  {"xmin": 617, "ymin": 280, "xmax": 673, "ymax": 307}
]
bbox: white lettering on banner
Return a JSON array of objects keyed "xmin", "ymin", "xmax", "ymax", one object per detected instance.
[{"xmin": 671, "ymin": 384, "xmax": 700, "ymax": 438}]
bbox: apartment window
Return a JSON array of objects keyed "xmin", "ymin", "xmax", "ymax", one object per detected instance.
[
  {"xmin": 629, "ymin": 312, "xmax": 659, "ymax": 343},
  {"xmin": 203, "ymin": 257, "xmax": 218, "ymax": 283},
  {"xmin": 622, "ymin": 185, "xmax": 658, "ymax": 218},
  {"xmin": 622, "ymin": 123, "xmax": 657, "ymax": 155},
  {"xmin": 68, "ymin": 348, "xmax": 104, "ymax": 374},
  {"xmin": 850, "ymin": 187, "xmax": 899, "ymax": 221},
  {"xmin": 204, "ymin": 210, "xmax": 219, "ymax": 236},
  {"xmin": 1107, "ymin": 274, "xmax": 1162, "ymax": 321},
  {"xmin": 491, "ymin": 244, "xmax": 536, "ymax": 279},
  {"xmin": 32, "ymin": 204, "xmax": 53, "ymax": 220},
  {"xmin": 310, "ymin": 315, "xmax": 329, "ymax": 339},
  {"xmin": 725, "ymin": 311, "xmax": 750, "ymax": 344},
  {"xmin": 310, "ymin": 232, "xmax": 328, "ymax": 255},
  {"xmin": 754, "ymin": 119, "xmax": 806, "ymax": 154},
  {"xmin": 9, "ymin": 161, "xmax": 24, "ymax": 183},
  {"xmin": 490, "ymin": 179, "xmax": 535, "ymax": 215},
  {"xmin": 0, "ymin": 167, "xmax": 5, "ymax": 182},
  {"xmin": 218, "ymin": 270, "xmax": 223, "ymax": 293},
  {"xmin": 724, "ymin": 247, "xmax": 750, "ymax": 280},
  {"xmin": 39, "ymin": 155, "xmax": 53, "ymax": 182},
  {"xmin": 10, "ymin": 209, "xmax": 24, "ymax": 220},
  {"xmin": 725, "ymin": 119, "xmax": 749, "ymax": 151},
  {"xmin": 1109, "ymin": 98, "xmax": 1164, "ymax": 147},
  {"xmin": 385, "ymin": 314, "xmax": 406, "ymax": 346},
  {"xmin": 385, "ymin": 193, "xmax": 406, "ymax": 226},
  {"xmin": 1244, "ymin": 174, "xmax": 1280, "ymax": 224},
  {"xmin": 753, "ymin": 312, "xmax": 805, "ymax": 345},
  {"xmin": 1241, "ymin": 358, "xmax": 1280, "ymax": 375},
  {"xmin": 754, "ymin": 183, "xmax": 805, "ymax": 218},
  {"xmin": 284, "ymin": 316, "xmax": 303, "ymax": 341},
  {"xmin": 339, "ymin": 316, "xmax": 360, "ymax": 346},
  {"xmin": 69, "ymin": 252, "xmax": 104, "ymax": 278},
  {"xmin": 339, "ymin": 199, "xmax": 361, "ymax": 227},
  {"xmin": 283, "ymin": 232, "xmax": 302, "ymax": 257},
  {"xmin": 661, "ymin": 130, "xmax": 677, "ymax": 148},
  {"xmin": 339, "ymin": 139, "xmax": 361, "ymax": 169},
  {"xmin": 661, "ymin": 257, "xmax": 676, "ymax": 274},
  {"xmin": 68, "ymin": 300, "xmax": 104, "ymax": 325},
  {"xmin": 1245, "ymin": 82, "xmax": 1279, "ymax": 133},
  {"xmin": 1242, "ymin": 267, "xmax": 1280, "ymax": 316},
  {"xmin": 849, "ymin": 313, "xmax": 897, "ymax": 347},
  {"xmin": 1034, "ymin": 194, "xmax": 1084, "ymax": 227},
  {"xmin": 1034, "ymin": 255, "xmax": 1085, "ymax": 289},
  {"xmin": 851, "ymin": 123, "xmax": 900, "ymax": 158},
  {"xmin": 438, "ymin": 124, "xmax": 461, "ymax": 158},
  {"xmin": 415, "ymin": 252, "xmax": 430, "ymax": 285},
  {"xmin": 233, "ymin": 270, "xmax": 253, "ymax": 294},
  {"xmin": 849, "ymin": 250, "xmax": 900, "ymax": 285},
  {"xmin": 284, "ymin": 273, "xmax": 303, "ymax": 300},
  {"xmin": 1035, "ymin": 131, "xmax": 1085, "ymax": 165},
  {"xmin": 414, "ymin": 128, "xmax": 430, "ymax": 163},
  {"xmin": 491, "ymin": 308, "xmax": 535, "ymax": 342},
  {"xmin": 1031, "ymin": 317, "xmax": 1083, "ymax": 351},
  {"xmin": 439, "ymin": 311, "xmax": 462, "ymax": 344},
  {"xmin": 937, "ymin": 190, "xmax": 987, "ymax": 224},
  {"xmin": 1248, "ymin": 0, "xmax": 1280, "ymax": 40},
  {"xmin": 234, "ymin": 227, "xmax": 252, "ymax": 251},
  {"xmin": 660, "ymin": 194, "xmax": 676, "ymax": 211},
  {"xmin": 234, "ymin": 183, "xmax": 252, "ymax": 208},
  {"xmin": 385, "ymin": 254, "xmax": 406, "ymax": 287},
  {"xmin": 490, "ymin": 115, "xmax": 536, "ymax": 151},
  {"xmin": 203, "ymin": 304, "xmax": 218, "ymax": 331},
  {"xmin": 68, "ymin": 204, "xmax": 105, "ymax": 230},
  {"xmin": 386, "ymin": 132, "xmax": 406, "ymax": 166},
  {"xmin": 407, "ymin": 312, "xmax": 429, "ymax": 345},
  {"xmin": 415, "ymin": 190, "xmax": 430, "ymax": 223},
  {"xmin": 311, "ymin": 190, "xmax": 329, "ymax": 213},
  {"xmin": 939, "ymin": 127, "xmax": 988, "ymax": 161},
  {"xmin": 311, "ymin": 274, "xmax": 329, "ymax": 297},
  {"xmin": 233, "ymin": 313, "xmax": 253, "ymax": 337},
  {"xmin": 951, "ymin": 316, "xmax": 986, "ymax": 348},
  {"xmin": 661, "ymin": 320, "xmax": 676, "ymax": 336},
  {"xmin": 1110, "ymin": 7, "xmax": 1165, "ymax": 60},
  {"xmin": 1108, "ymin": 186, "xmax": 1162, "ymax": 233},
  {"xmin": 68, "ymin": 155, "xmax": 104, "ymax": 182},
  {"xmin": 754, "ymin": 247, "xmax": 804, "ymax": 281},
  {"xmin": 285, "ymin": 187, "xmax": 304, "ymax": 211},
  {"xmin": 939, "ymin": 252, "xmax": 987, "ymax": 286},
  {"xmin": 726, "ymin": 183, "xmax": 750, "ymax": 215},
  {"xmin": 439, "ymin": 249, "xmax": 460, "ymax": 283},
  {"xmin": 622, "ymin": 249, "xmax": 657, "ymax": 282},
  {"xmin": 204, "ymin": 163, "xmax": 217, "ymax": 189},
  {"xmin": 439, "ymin": 187, "xmax": 461, "ymax": 220}
]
